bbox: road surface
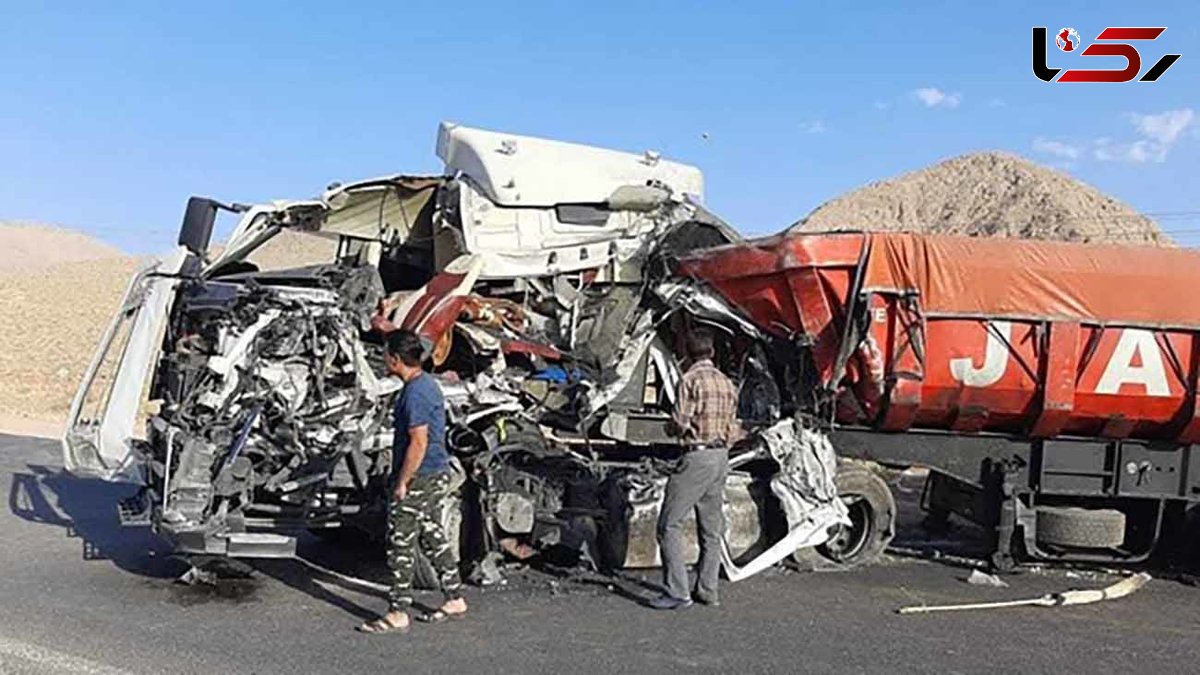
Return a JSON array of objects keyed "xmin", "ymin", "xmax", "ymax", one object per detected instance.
[{"xmin": 2, "ymin": 433, "xmax": 1198, "ymax": 674}]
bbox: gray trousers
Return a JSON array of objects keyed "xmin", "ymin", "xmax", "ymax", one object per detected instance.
[{"xmin": 656, "ymin": 446, "xmax": 729, "ymax": 600}]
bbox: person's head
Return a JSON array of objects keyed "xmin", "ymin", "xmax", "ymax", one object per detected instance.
[
  {"xmin": 685, "ymin": 326, "xmax": 715, "ymax": 362},
  {"xmin": 385, "ymin": 329, "xmax": 426, "ymax": 380}
]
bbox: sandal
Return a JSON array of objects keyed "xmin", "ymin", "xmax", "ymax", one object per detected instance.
[
  {"xmin": 356, "ymin": 614, "xmax": 411, "ymax": 634},
  {"xmin": 416, "ymin": 608, "xmax": 467, "ymax": 623}
]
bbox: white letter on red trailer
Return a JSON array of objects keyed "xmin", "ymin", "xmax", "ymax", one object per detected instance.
[
  {"xmin": 1095, "ymin": 329, "xmax": 1170, "ymax": 397},
  {"xmin": 950, "ymin": 320, "xmax": 1011, "ymax": 388}
]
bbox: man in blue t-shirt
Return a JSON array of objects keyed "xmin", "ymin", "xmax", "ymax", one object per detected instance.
[{"xmin": 359, "ymin": 329, "xmax": 466, "ymax": 634}]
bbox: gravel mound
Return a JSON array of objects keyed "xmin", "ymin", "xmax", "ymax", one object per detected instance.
[
  {"xmin": 0, "ymin": 222, "xmax": 125, "ymax": 272},
  {"xmin": 793, "ymin": 152, "xmax": 1167, "ymax": 245}
]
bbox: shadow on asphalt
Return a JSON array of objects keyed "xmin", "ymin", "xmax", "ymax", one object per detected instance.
[
  {"xmin": 258, "ymin": 532, "xmax": 669, "ymax": 618},
  {"xmin": 254, "ymin": 555, "xmax": 381, "ymax": 621},
  {"xmin": 8, "ymin": 464, "xmax": 184, "ymax": 579}
]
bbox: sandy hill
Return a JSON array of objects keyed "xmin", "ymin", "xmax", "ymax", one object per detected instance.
[
  {"xmin": 240, "ymin": 230, "xmax": 339, "ymax": 270},
  {"xmin": 793, "ymin": 152, "xmax": 1167, "ymax": 245},
  {"xmin": 0, "ymin": 222, "xmax": 125, "ymax": 273},
  {"xmin": 0, "ymin": 256, "xmax": 144, "ymax": 427},
  {"xmin": 0, "ymin": 228, "xmax": 339, "ymax": 432}
]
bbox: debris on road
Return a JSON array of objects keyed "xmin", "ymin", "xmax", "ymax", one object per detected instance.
[
  {"xmin": 887, "ymin": 545, "xmax": 991, "ymax": 571},
  {"xmin": 897, "ymin": 572, "xmax": 1152, "ymax": 615},
  {"xmin": 964, "ymin": 570, "xmax": 1008, "ymax": 588}
]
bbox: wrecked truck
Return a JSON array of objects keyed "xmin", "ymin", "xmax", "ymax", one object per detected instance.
[
  {"xmin": 63, "ymin": 123, "xmax": 880, "ymax": 583},
  {"xmin": 678, "ymin": 231, "xmax": 1200, "ymax": 570}
]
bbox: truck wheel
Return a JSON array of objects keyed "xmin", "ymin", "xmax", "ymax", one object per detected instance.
[
  {"xmin": 1035, "ymin": 506, "xmax": 1125, "ymax": 549},
  {"xmin": 793, "ymin": 465, "xmax": 896, "ymax": 569}
]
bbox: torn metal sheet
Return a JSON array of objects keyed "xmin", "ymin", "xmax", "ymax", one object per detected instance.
[
  {"xmin": 720, "ymin": 421, "xmax": 850, "ymax": 581},
  {"xmin": 761, "ymin": 421, "xmax": 847, "ymax": 525},
  {"xmin": 721, "ymin": 502, "xmax": 848, "ymax": 582},
  {"xmin": 654, "ymin": 279, "xmax": 764, "ymax": 340},
  {"xmin": 585, "ymin": 312, "xmax": 660, "ymax": 415}
]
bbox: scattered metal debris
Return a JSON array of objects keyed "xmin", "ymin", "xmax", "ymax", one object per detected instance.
[
  {"xmin": 965, "ymin": 569, "xmax": 1009, "ymax": 588},
  {"xmin": 177, "ymin": 566, "xmax": 218, "ymax": 587},
  {"xmin": 898, "ymin": 572, "xmax": 1152, "ymax": 615},
  {"xmin": 887, "ymin": 545, "xmax": 991, "ymax": 571}
]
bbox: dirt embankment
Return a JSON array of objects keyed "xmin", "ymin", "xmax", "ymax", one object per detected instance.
[
  {"xmin": 0, "ymin": 222, "xmax": 126, "ymax": 271},
  {"xmin": 0, "ymin": 227, "xmax": 336, "ymax": 437},
  {"xmin": 0, "ymin": 257, "xmax": 143, "ymax": 434}
]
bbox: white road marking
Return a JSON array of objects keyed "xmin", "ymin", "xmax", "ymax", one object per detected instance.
[{"xmin": 0, "ymin": 636, "xmax": 134, "ymax": 675}]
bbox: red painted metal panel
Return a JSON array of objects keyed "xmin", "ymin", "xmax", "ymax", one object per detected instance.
[
  {"xmin": 1177, "ymin": 337, "xmax": 1200, "ymax": 444},
  {"xmin": 877, "ymin": 299, "xmax": 924, "ymax": 431},
  {"xmin": 679, "ymin": 231, "xmax": 1200, "ymax": 444},
  {"xmin": 1031, "ymin": 321, "xmax": 1080, "ymax": 438}
]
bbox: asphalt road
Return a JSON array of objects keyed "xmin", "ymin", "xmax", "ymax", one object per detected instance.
[{"xmin": 3, "ymin": 433, "xmax": 1200, "ymax": 674}]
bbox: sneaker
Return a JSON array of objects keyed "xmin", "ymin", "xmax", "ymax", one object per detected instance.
[
  {"xmin": 693, "ymin": 591, "xmax": 720, "ymax": 607},
  {"xmin": 647, "ymin": 594, "xmax": 694, "ymax": 611}
]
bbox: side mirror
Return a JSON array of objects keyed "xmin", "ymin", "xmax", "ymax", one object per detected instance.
[
  {"xmin": 178, "ymin": 196, "xmax": 218, "ymax": 255},
  {"xmin": 606, "ymin": 185, "xmax": 671, "ymax": 212}
]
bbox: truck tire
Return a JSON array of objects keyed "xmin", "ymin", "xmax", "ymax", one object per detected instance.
[
  {"xmin": 793, "ymin": 465, "xmax": 896, "ymax": 569},
  {"xmin": 1035, "ymin": 506, "xmax": 1126, "ymax": 549}
]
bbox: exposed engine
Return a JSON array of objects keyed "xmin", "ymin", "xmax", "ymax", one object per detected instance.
[{"xmin": 146, "ymin": 267, "xmax": 397, "ymax": 550}]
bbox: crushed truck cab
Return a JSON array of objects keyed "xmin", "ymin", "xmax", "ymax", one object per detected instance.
[{"xmin": 63, "ymin": 123, "xmax": 862, "ymax": 577}]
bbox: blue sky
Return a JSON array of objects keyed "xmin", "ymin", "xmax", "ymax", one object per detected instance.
[{"xmin": 1, "ymin": 1, "xmax": 1196, "ymax": 251}]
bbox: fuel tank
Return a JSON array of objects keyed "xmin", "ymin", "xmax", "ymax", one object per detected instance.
[{"xmin": 678, "ymin": 231, "xmax": 1200, "ymax": 444}]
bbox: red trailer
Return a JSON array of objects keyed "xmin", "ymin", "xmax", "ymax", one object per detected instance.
[{"xmin": 678, "ymin": 231, "xmax": 1200, "ymax": 568}]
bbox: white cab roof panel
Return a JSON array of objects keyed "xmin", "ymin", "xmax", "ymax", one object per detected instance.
[{"xmin": 436, "ymin": 122, "xmax": 703, "ymax": 207}]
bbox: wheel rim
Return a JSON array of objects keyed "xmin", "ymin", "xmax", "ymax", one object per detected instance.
[{"xmin": 820, "ymin": 495, "xmax": 873, "ymax": 562}]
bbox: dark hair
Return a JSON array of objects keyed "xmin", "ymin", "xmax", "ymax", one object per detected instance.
[
  {"xmin": 386, "ymin": 329, "xmax": 425, "ymax": 367},
  {"xmin": 686, "ymin": 327, "xmax": 715, "ymax": 360}
]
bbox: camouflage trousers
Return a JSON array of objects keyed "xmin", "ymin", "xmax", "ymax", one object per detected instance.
[{"xmin": 387, "ymin": 472, "xmax": 462, "ymax": 612}]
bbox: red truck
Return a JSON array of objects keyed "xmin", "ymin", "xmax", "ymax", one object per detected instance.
[{"xmin": 679, "ymin": 231, "xmax": 1200, "ymax": 569}]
